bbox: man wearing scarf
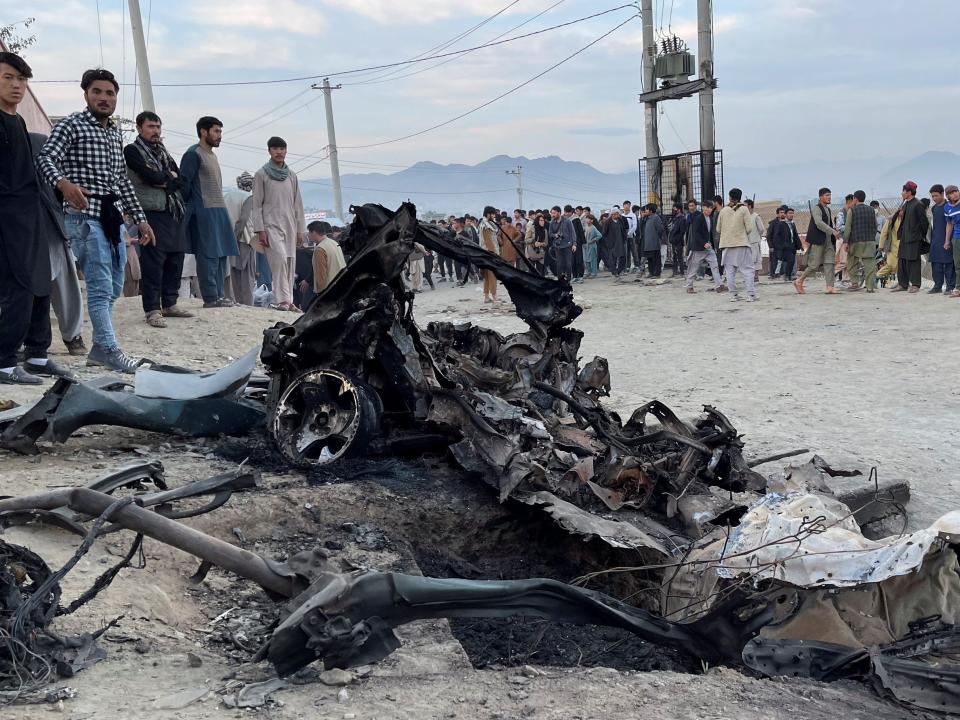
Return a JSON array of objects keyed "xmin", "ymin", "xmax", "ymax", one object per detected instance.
[
  {"xmin": 251, "ymin": 136, "xmax": 306, "ymax": 311},
  {"xmin": 124, "ymin": 111, "xmax": 193, "ymax": 327}
]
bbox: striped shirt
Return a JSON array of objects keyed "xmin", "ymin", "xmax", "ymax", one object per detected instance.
[{"xmin": 36, "ymin": 108, "xmax": 145, "ymax": 223}]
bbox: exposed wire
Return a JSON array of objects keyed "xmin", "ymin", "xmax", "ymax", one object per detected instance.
[
  {"xmin": 337, "ymin": 14, "xmax": 638, "ymax": 151},
  {"xmin": 34, "ymin": 5, "xmax": 635, "ymax": 87},
  {"xmin": 347, "ymin": 0, "xmax": 523, "ymax": 85},
  {"xmin": 346, "ymin": 0, "xmax": 568, "ymax": 88}
]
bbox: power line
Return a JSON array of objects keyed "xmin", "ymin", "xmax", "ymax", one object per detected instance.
[
  {"xmin": 229, "ymin": 87, "xmax": 314, "ymax": 135},
  {"xmin": 337, "ymin": 13, "xmax": 639, "ymax": 151},
  {"xmin": 348, "ymin": 0, "xmax": 522, "ymax": 85},
  {"xmin": 299, "ymin": 179, "xmax": 515, "ymax": 196},
  {"xmin": 346, "ymin": 0, "xmax": 568, "ymax": 88},
  {"xmin": 35, "ymin": 5, "xmax": 634, "ymax": 87},
  {"xmin": 94, "ymin": 0, "xmax": 104, "ymax": 66}
]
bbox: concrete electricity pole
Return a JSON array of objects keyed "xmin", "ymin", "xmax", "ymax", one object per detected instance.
[
  {"xmin": 640, "ymin": 0, "xmax": 660, "ymax": 205},
  {"xmin": 697, "ymin": 0, "xmax": 716, "ymax": 201},
  {"xmin": 506, "ymin": 165, "xmax": 523, "ymax": 210},
  {"xmin": 127, "ymin": 0, "xmax": 155, "ymax": 112},
  {"xmin": 321, "ymin": 78, "xmax": 345, "ymax": 222}
]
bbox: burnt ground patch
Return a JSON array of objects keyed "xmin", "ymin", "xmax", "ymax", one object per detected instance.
[{"xmin": 293, "ymin": 453, "xmax": 697, "ymax": 672}]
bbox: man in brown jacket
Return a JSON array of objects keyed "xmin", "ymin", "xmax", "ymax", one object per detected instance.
[{"xmin": 716, "ymin": 187, "xmax": 757, "ymax": 301}]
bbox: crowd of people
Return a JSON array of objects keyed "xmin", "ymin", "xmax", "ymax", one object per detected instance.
[
  {"xmin": 0, "ymin": 56, "xmax": 348, "ymax": 383},
  {"xmin": 415, "ymin": 183, "xmax": 956, "ymax": 303},
  {"xmin": 1, "ymin": 52, "xmax": 956, "ymax": 388}
]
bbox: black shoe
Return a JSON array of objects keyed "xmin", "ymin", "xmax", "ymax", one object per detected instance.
[
  {"xmin": 86, "ymin": 344, "xmax": 140, "ymax": 374},
  {"xmin": 927, "ymin": 287, "xmax": 942, "ymax": 294},
  {"xmin": 0, "ymin": 366, "xmax": 43, "ymax": 385},
  {"xmin": 23, "ymin": 358, "xmax": 77, "ymax": 381},
  {"xmin": 64, "ymin": 336, "xmax": 87, "ymax": 356}
]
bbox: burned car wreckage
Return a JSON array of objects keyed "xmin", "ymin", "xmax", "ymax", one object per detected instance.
[{"xmin": 0, "ymin": 202, "xmax": 959, "ymax": 713}]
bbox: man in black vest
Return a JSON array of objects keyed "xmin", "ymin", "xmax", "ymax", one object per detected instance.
[
  {"xmin": 842, "ymin": 190, "xmax": 879, "ymax": 292},
  {"xmin": 795, "ymin": 188, "xmax": 841, "ymax": 294},
  {"xmin": 124, "ymin": 111, "xmax": 193, "ymax": 328},
  {"xmin": 0, "ymin": 52, "xmax": 74, "ymax": 384}
]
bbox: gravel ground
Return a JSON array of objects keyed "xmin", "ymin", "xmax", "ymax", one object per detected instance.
[{"xmin": 0, "ymin": 269, "xmax": 955, "ymax": 719}]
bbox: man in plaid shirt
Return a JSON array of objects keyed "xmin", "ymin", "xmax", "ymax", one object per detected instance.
[{"xmin": 37, "ymin": 68, "xmax": 156, "ymax": 374}]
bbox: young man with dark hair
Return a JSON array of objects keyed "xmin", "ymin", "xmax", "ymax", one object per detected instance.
[
  {"xmin": 124, "ymin": 110, "xmax": 192, "ymax": 327},
  {"xmin": 0, "ymin": 53, "xmax": 74, "ymax": 384},
  {"xmin": 180, "ymin": 117, "xmax": 239, "ymax": 309},
  {"xmin": 892, "ymin": 181, "xmax": 928, "ymax": 293},
  {"xmin": 549, "ymin": 205, "xmax": 576, "ymax": 281},
  {"xmin": 668, "ymin": 204, "xmax": 687, "ymax": 277},
  {"xmin": 564, "ymin": 204, "xmax": 586, "ymax": 283},
  {"xmin": 38, "ymin": 67, "xmax": 156, "ymax": 374},
  {"xmin": 639, "ymin": 203, "xmax": 665, "ymax": 278},
  {"xmin": 795, "ymin": 187, "xmax": 840, "ymax": 294},
  {"xmin": 684, "ymin": 200, "xmax": 724, "ymax": 293},
  {"xmin": 716, "ymin": 188, "xmax": 757, "ymax": 300},
  {"xmin": 927, "ymin": 184, "xmax": 955, "ymax": 294},
  {"xmin": 251, "ymin": 136, "xmax": 306, "ymax": 312},
  {"xmin": 766, "ymin": 206, "xmax": 790, "ymax": 280},
  {"xmin": 842, "ymin": 190, "xmax": 878, "ymax": 291},
  {"xmin": 478, "ymin": 206, "xmax": 501, "ymax": 301},
  {"xmin": 309, "ymin": 221, "xmax": 346, "ymax": 295},
  {"xmin": 620, "ymin": 200, "xmax": 637, "ymax": 272},
  {"xmin": 945, "ymin": 185, "xmax": 960, "ymax": 298}
]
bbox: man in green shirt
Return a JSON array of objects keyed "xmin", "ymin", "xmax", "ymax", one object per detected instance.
[{"xmin": 842, "ymin": 190, "xmax": 878, "ymax": 292}]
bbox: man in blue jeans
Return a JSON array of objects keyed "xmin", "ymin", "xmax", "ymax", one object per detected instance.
[{"xmin": 37, "ymin": 68, "xmax": 155, "ymax": 374}]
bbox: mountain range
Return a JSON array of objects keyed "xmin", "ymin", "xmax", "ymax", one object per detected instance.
[{"xmin": 298, "ymin": 151, "xmax": 960, "ymax": 217}]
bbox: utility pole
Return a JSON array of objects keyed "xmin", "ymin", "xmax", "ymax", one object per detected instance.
[
  {"xmin": 506, "ymin": 165, "xmax": 523, "ymax": 210},
  {"xmin": 321, "ymin": 78, "xmax": 344, "ymax": 221},
  {"xmin": 640, "ymin": 0, "xmax": 660, "ymax": 206},
  {"xmin": 697, "ymin": 0, "xmax": 716, "ymax": 202},
  {"xmin": 127, "ymin": 0, "xmax": 155, "ymax": 113}
]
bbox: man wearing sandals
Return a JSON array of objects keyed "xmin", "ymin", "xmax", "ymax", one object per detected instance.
[
  {"xmin": 251, "ymin": 136, "xmax": 306, "ymax": 313},
  {"xmin": 124, "ymin": 111, "xmax": 194, "ymax": 328},
  {"xmin": 180, "ymin": 116, "xmax": 238, "ymax": 309},
  {"xmin": 794, "ymin": 187, "xmax": 840, "ymax": 295}
]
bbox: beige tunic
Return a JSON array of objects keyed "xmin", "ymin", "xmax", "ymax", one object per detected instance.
[{"xmin": 251, "ymin": 167, "xmax": 306, "ymax": 260}]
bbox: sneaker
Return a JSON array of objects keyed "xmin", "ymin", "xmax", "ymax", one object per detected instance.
[
  {"xmin": 745, "ymin": 295, "xmax": 758, "ymax": 302},
  {"xmin": 23, "ymin": 358, "xmax": 77, "ymax": 380},
  {"xmin": 927, "ymin": 287, "xmax": 942, "ymax": 294},
  {"xmin": 86, "ymin": 344, "xmax": 140, "ymax": 374},
  {"xmin": 0, "ymin": 366, "xmax": 43, "ymax": 385},
  {"xmin": 730, "ymin": 293, "xmax": 741, "ymax": 302},
  {"xmin": 64, "ymin": 337, "xmax": 87, "ymax": 356}
]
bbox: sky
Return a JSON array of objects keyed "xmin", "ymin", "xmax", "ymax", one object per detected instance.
[{"xmin": 5, "ymin": 0, "xmax": 957, "ymax": 188}]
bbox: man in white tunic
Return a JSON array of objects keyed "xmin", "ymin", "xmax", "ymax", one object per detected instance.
[{"xmin": 251, "ymin": 136, "xmax": 305, "ymax": 311}]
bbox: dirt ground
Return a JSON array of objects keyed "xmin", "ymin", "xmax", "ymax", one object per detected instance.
[{"xmin": 0, "ymin": 269, "xmax": 956, "ymax": 719}]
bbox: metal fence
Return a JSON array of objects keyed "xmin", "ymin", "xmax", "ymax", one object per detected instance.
[{"xmin": 638, "ymin": 150, "xmax": 724, "ymax": 209}]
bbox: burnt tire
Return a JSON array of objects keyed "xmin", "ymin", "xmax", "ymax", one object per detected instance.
[{"xmin": 270, "ymin": 369, "xmax": 381, "ymax": 468}]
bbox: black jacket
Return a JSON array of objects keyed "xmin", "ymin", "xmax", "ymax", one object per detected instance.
[
  {"xmin": 685, "ymin": 211, "xmax": 712, "ymax": 253},
  {"xmin": 668, "ymin": 213, "xmax": 687, "ymax": 246},
  {"xmin": 768, "ymin": 218, "xmax": 793, "ymax": 252}
]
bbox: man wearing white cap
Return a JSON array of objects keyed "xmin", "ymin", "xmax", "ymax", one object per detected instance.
[{"xmin": 224, "ymin": 171, "xmax": 257, "ymax": 305}]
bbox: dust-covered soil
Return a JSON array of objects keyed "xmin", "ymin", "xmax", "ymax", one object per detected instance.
[{"xmin": 0, "ymin": 270, "xmax": 956, "ymax": 719}]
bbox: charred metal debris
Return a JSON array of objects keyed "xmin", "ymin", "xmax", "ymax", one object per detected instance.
[{"xmin": 0, "ymin": 203, "xmax": 957, "ymax": 714}]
